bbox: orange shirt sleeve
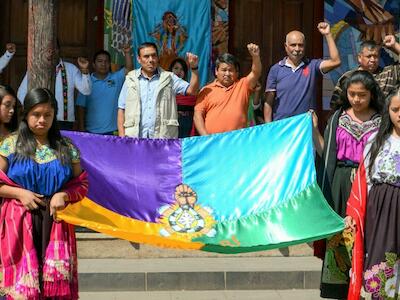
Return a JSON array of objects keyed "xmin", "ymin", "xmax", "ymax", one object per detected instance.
[
  {"xmin": 194, "ymin": 87, "xmax": 208, "ymax": 113},
  {"xmin": 242, "ymin": 76, "xmax": 254, "ymax": 94}
]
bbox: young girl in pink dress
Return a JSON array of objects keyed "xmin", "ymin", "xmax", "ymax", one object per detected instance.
[
  {"xmin": 0, "ymin": 88, "xmax": 88, "ymax": 299},
  {"xmin": 313, "ymin": 70, "xmax": 384, "ymax": 299}
]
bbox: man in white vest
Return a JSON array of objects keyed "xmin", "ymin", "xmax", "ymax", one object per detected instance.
[{"xmin": 117, "ymin": 42, "xmax": 199, "ymax": 138}]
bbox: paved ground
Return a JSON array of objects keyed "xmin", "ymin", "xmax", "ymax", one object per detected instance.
[
  {"xmin": 76, "ymin": 234, "xmax": 323, "ymax": 297},
  {"xmin": 79, "ymin": 257, "xmax": 321, "ymax": 273},
  {"xmin": 76, "ymin": 233, "xmax": 314, "ymax": 258},
  {"xmin": 78, "ymin": 257, "xmax": 322, "ymax": 292},
  {"xmin": 79, "ymin": 289, "xmax": 321, "ymax": 300}
]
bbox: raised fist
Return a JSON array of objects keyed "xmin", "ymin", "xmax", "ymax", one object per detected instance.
[
  {"xmin": 186, "ymin": 52, "xmax": 199, "ymax": 69},
  {"xmin": 6, "ymin": 43, "xmax": 16, "ymax": 54},
  {"xmin": 122, "ymin": 44, "xmax": 131, "ymax": 54},
  {"xmin": 383, "ymin": 35, "xmax": 396, "ymax": 48},
  {"xmin": 247, "ymin": 43, "xmax": 260, "ymax": 57},
  {"xmin": 317, "ymin": 22, "xmax": 331, "ymax": 36},
  {"xmin": 77, "ymin": 57, "xmax": 89, "ymax": 70}
]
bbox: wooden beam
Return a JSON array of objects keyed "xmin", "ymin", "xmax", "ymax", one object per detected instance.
[{"xmin": 27, "ymin": 0, "xmax": 58, "ymax": 93}]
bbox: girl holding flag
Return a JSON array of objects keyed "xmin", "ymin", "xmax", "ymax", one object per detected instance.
[
  {"xmin": 346, "ymin": 89, "xmax": 400, "ymax": 300},
  {"xmin": 0, "ymin": 88, "xmax": 88, "ymax": 299},
  {"xmin": 312, "ymin": 70, "xmax": 383, "ymax": 299}
]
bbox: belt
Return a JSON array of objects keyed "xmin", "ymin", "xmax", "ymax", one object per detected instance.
[
  {"xmin": 337, "ymin": 160, "xmax": 359, "ymax": 168},
  {"xmin": 177, "ymin": 105, "xmax": 194, "ymax": 112},
  {"xmin": 178, "ymin": 111, "xmax": 193, "ymax": 117}
]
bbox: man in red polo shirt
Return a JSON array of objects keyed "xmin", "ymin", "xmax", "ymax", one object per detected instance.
[{"xmin": 194, "ymin": 43, "xmax": 261, "ymax": 135}]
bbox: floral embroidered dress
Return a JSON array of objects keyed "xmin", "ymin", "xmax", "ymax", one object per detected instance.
[
  {"xmin": 320, "ymin": 111, "xmax": 381, "ymax": 299},
  {"xmin": 0, "ymin": 135, "xmax": 88, "ymax": 300},
  {"xmin": 356, "ymin": 134, "xmax": 400, "ymax": 299}
]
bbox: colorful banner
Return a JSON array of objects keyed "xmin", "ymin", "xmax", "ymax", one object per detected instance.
[
  {"xmin": 104, "ymin": 0, "xmax": 132, "ymax": 66},
  {"xmin": 59, "ymin": 114, "xmax": 344, "ymax": 253},
  {"xmin": 132, "ymin": 0, "xmax": 211, "ymax": 86},
  {"xmin": 211, "ymin": 0, "xmax": 229, "ymax": 72}
]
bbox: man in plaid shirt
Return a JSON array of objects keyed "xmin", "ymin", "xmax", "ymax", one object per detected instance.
[{"xmin": 330, "ymin": 35, "xmax": 400, "ymax": 109}]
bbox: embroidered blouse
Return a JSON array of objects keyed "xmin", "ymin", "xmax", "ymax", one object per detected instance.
[
  {"xmin": 0, "ymin": 135, "xmax": 80, "ymax": 196},
  {"xmin": 364, "ymin": 134, "xmax": 400, "ymax": 187},
  {"xmin": 336, "ymin": 112, "xmax": 381, "ymax": 163}
]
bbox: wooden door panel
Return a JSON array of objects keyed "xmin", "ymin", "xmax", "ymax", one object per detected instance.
[
  {"xmin": 9, "ymin": 0, "xmax": 29, "ymax": 44},
  {"xmin": 230, "ymin": 0, "xmax": 266, "ymax": 81},
  {"xmin": 58, "ymin": 1, "xmax": 88, "ymax": 47},
  {"xmin": 280, "ymin": 1, "xmax": 305, "ymax": 34}
]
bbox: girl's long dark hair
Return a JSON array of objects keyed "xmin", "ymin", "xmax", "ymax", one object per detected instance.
[
  {"xmin": 368, "ymin": 89, "xmax": 400, "ymax": 178},
  {"xmin": 334, "ymin": 70, "xmax": 384, "ymax": 114},
  {"xmin": 15, "ymin": 88, "xmax": 72, "ymax": 164},
  {"xmin": 0, "ymin": 85, "xmax": 18, "ymax": 132}
]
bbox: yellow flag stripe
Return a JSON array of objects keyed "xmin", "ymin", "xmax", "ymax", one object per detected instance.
[{"xmin": 58, "ymin": 197, "xmax": 204, "ymax": 250}]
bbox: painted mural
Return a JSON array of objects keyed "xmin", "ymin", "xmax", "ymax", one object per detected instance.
[
  {"xmin": 104, "ymin": 0, "xmax": 132, "ymax": 66},
  {"xmin": 104, "ymin": 0, "xmax": 229, "ymax": 85},
  {"xmin": 212, "ymin": 0, "xmax": 229, "ymax": 67}
]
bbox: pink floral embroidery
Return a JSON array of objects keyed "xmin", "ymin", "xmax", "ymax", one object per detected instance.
[{"xmin": 364, "ymin": 253, "xmax": 399, "ymax": 299}]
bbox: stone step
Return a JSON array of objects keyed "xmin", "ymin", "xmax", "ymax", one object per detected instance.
[
  {"xmin": 79, "ymin": 289, "xmax": 321, "ymax": 300},
  {"xmin": 76, "ymin": 233, "xmax": 315, "ymax": 259},
  {"xmin": 78, "ymin": 257, "xmax": 322, "ymax": 292}
]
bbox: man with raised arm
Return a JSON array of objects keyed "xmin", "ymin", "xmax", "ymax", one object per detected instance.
[
  {"xmin": 194, "ymin": 43, "xmax": 262, "ymax": 135},
  {"xmin": 117, "ymin": 42, "xmax": 199, "ymax": 138},
  {"xmin": 330, "ymin": 35, "xmax": 400, "ymax": 109},
  {"xmin": 264, "ymin": 22, "xmax": 341, "ymax": 122}
]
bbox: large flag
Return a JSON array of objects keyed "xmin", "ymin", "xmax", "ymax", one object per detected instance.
[
  {"xmin": 132, "ymin": 0, "xmax": 211, "ymax": 86},
  {"xmin": 59, "ymin": 114, "xmax": 344, "ymax": 253}
]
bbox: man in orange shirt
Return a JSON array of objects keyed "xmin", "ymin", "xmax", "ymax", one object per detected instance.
[{"xmin": 194, "ymin": 43, "xmax": 261, "ymax": 135}]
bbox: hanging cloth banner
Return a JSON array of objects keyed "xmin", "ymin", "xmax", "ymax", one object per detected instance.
[
  {"xmin": 104, "ymin": 0, "xmax": 132, "ymax": 66},
  {"xmin": 132, "ymin": 0, "xmax": 212, "ymax": 86},
  {"xmin": 211, "ymin": 0, "xmax": 229, "ymax": 70},
  {"xmin": 59, "ymin": 113, "xmax": 344, "ymax": 253}
]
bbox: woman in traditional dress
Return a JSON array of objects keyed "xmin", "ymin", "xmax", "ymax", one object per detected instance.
[
  {"xmin": 0, "ymin": 85, "xmax": 18, "ymax": 139},
  {"xmin": 312, "ymin": 70, "xmax": 384, "ymax": 299},
  {"xmin": 0, "ymin": 85, "xmax": 18, "ymax": 300},
  {"xmin": 346, "ymin": 89, "xmax": 400, "ymax": 300},
  {"xmin": 0, "ymin": 88, "xmax": 88, "ymax": 299}
]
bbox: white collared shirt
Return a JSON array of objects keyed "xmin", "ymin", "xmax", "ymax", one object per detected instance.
[
  {"xmin": 0, "ymin": 51, "xmax": 14, "ymax": 74},
  {"xmin": 17, "ymin": 59, "xmax": 92, "ymax": 122},
  {"xmin": 284, "ymin": 58, "xmax": 305, "ymax": 72}
]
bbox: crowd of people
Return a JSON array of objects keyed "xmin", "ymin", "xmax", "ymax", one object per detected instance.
[{"xmin": 0, "ymin": 20, "xmax": 399, "ymax": 299}]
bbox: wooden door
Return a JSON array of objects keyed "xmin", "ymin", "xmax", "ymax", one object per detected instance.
[{"xmin": 0, "ymin": 0, "xmax": 102, "ymax": 92}]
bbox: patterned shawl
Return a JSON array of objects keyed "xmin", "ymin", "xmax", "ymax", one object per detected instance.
[
  {"xmin": 346, "ymin": 160, "xmax": 368, "ymax": 300},
  {"xmin": 0, "ymin": 170, "xmax": 88, "ymax": 300}
]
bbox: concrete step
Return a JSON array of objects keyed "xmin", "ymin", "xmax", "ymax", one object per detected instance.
[
  {"xmin": 76, "ymin": 233, "xmax": 315, "ymax": 259},
  {"xmin": 79, "ymin": 289, "xmax": 321, "ymax": 300},
  {"xmin": 78, "ymin": 257, "xmax": 322, "ymax": 292}
]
